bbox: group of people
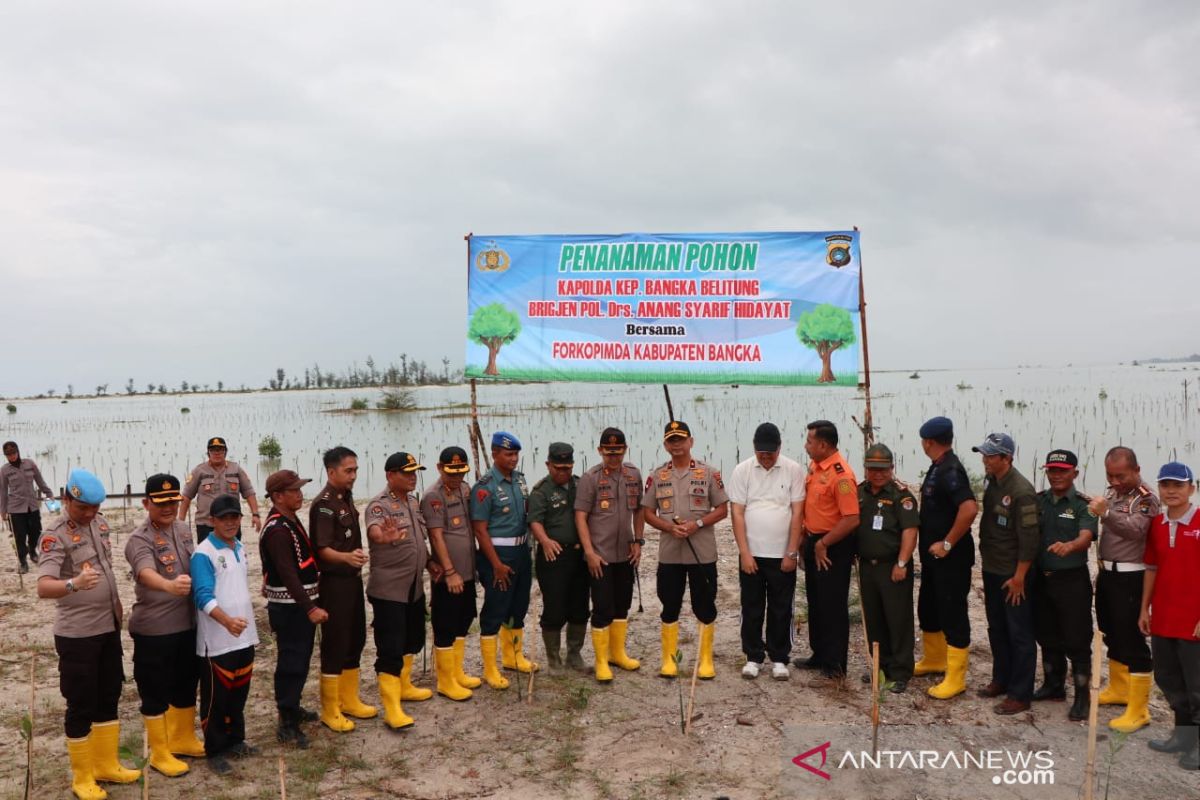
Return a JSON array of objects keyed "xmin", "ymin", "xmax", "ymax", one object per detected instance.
[{"xmin": 4, "ymin": 413, "xmax": 1199, "ymax": 799}]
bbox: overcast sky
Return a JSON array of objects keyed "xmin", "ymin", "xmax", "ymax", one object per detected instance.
[{"xmin": 1, "ymin": 1, "xmax": 1196, "ymax": 396}]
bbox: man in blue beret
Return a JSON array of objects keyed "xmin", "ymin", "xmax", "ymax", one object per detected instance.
[{"xmin": 470, "ymin": 432, "xmax": 538, "ymax": 688}]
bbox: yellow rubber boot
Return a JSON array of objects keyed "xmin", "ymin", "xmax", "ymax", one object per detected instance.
[
  {"xmin": 338, "ymin": 668, "xmax": 378, "ymax": 719},
  {"xmin": 592, "ymin": 627, "xmax": 614, "ymax": 682},
  {"xmin": 480, "ymin": 635, "xmax": 509, "ymax": 689},
  {"xmin": 453, "ymin": 637, "xmax": 482, "ymax": 689},
  {"xmin": 698, "ymin": 622, "xmax": 716, "ymax": 679},
  {"xmin": 143, "ymin": 714, "xmax": 188, "ymax": 777},
  {"xmin": 927, "ymin": 646, "xmax": 968, "ymax": 699},
  {"xmin": 67, "ymin": 735, "xmax": 107, "ymax": 800},
  {"xmin": 400, "ymin": 654, "xmax": 433, "ymax": 701},
  {"xmin": 164, "ymin": 705, "xmax": 206, "ymax": 757},
  {"xmin": 436, "ymin": 646, "xmax": 473, "ymax": 701},
  {"xmin": 913, "ymin": 631, "xmax": 948, "ymax": 676},
  {"xmin": 1098, "ymin": 660, "xmax": 1129, "ymax": 706},
  {"xmin": 90, "ymin": 721, "xmax": 141, "ymax": 784},
  {"xmin": 660, "ymin": 621, "xmax": 680, "ymax": 677},
  {"xmin": 1109, "ymin": 672, "xmax": 1152, "ymax": 733},
  {"xmin": 609, "ymin": 619, "xmax": 641, "ymax": 671},
  {"xmin": 500, "ymin": 625, "xmax": 538, "ymax": 673},
  {"xmin": 319, "ymin": 673, "xmax": 355, "ymax": 732},
  {"xmin": 377, "ymin": 674, "xmax": 414, "ymax": 730}
]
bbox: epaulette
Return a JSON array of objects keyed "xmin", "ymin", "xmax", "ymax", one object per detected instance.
[
  {"xmin": 532, "ymin": 475, "xmax": 551, "ymax": 491},
  {"xmin": 1136, "ymin": 485, "xmax": 1151, "ymax": 497},
  {"xmin": 893, "ymin": 479, "xmax": 909, "ymax": 492}
]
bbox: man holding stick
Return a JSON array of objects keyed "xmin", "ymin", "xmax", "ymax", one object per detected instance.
[{"xmin": 1, "ymin": 440, "xmax": 55, "ymax": 574}]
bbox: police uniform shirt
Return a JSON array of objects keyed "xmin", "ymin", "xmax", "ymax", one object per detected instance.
[
  {"xmin": 469, "ymin": 467, "xmax": 529, "ymax": 541},
  {"xmin": 804, "ymin": 451, "xmax": 859, "ymax": 534},
  {"xmin": 575, "ymin": 463, "xmax": 643, "ymax": 564},
  {"xmin": 124, "ymin": 518, "xmax": 195, "ymax": 636},
  {"xmin": 363, "ymin": 490, "xmax": 428, "ymax": 603},
  {"xmin": 1098, "ymin": 482, "xmax": 1160, "ymax": 564},
  {"xmin": 0, "ymin": 458, "xmax": 52, "ymax": 515},
  {"xmin": 528, "ymin": 474, "xmax": 579, "ymax": 547},
  {"xmin": 641, "ymin": 459, "xmax": 729, "ymax": 564},
  {"xmin": 310, "ymin": 484, "xmax": 364, "ymax": 577},
  {"xmin": 978, "ymin": 468, "xmax": 1040, "ymax": 576},
  {"xmin": 420, "ymin": 478, "xmax": 477, "ymax": 580},
  {"xmin": 919, "ymin": 450, "xmax": 976, "ymax": 549},
  {"xmin": 857, "ymin": 480, "xmax": 920, "ymax": 562},
  {"xmin": 182, "ymin": 460, "xmax": 256, "ymax": 526},
  {"xmin": 37, "ymin": 513, "xmax": 123, "ymax": 637},
  {"xmin": 1036, "ymin": 487, "xmax": 1097, "ymax": 571}
]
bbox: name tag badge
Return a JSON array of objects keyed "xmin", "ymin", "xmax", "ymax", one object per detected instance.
[
  {"xmin": 997, "ymin": 514, "xmax": 1008, "ymax": 528},
  {"xmin": 872, "ymin": 515, "xmax": 883, "ymax": 531}
]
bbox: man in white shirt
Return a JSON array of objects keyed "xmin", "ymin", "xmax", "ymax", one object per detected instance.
[{"xmin": 728, "ymin": 423, "xmax": 805, "ymax": 680}]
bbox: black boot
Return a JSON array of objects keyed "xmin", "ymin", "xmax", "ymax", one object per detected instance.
[
  {"xmin": 542, "ymin": 629, "xmax": 563, "ymax": 672},
  {"xmin": 1149, "ymin": 726, "xmax": 1195, "ymax": 754},
  {"xmin": 1179, "ymin": 738, "xmax": 1200, "ymax": 770},
  {"xmin": 1032, "ymin": 656, "xmax": 1066, "ymax": 701},
  {"xmin": 565, "ymin": 623, "xmax": 587, "ymax": 671},
  {"xmin": 277, "ymin": 708, "xmax": 309, "ymax": 749},
  {"xmin": 1067, "ymin": 666, "xmax": 1090, "ymax": 722}
]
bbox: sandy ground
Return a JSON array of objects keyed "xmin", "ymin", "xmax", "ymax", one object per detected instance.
[{"xmin": 0, "ymin": 501, "xmax": 1195, "ymax": 800}]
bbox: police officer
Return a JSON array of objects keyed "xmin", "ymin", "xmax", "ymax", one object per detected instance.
[
  {"xmin": 529, "ymin": 443, "xmax": 590, "ymax": 673},
  {"xmin": 856, "ymin": 444, "xmax": 919, "ymax": 693},
  {"xmin": 1032, "ymin": 450, "xmax": 1097, "ymax": 721},
  {"xmin": 1, "ymin": 440, "xmax": 55, "ymax": 573},
  {"xmin": 364, "ymin": 452, "xmax": 437, "ymax": 728},
  {"xmin": 422, "ymin": 447, "xmax": 482, "ymax": 700},
  {"xmin": 38, "ymin": 469, "xmax": 141, "ymax": 799},
  {"xmin": 124, "ymin": 474, "xmax": 204, "ymax": 777},
  {"xmin": 180, "ymin": 437, "xmax": 261, "ymax": 542},
  {"xmin": 259, "ymin": 469, "xmax": 324, "ymax": 748},
  {"xmin": 914, "ymin": 416, "xmax": 978, "ymax": 700},
  {"xmin": 1089, "ymin": 446, "xmax": 1159, "ymax": 733},
  {"xmin": 471, "ymin": 432, "xmax": 537, "ymax": 688},
  {"xmin": 310, "ymin": 446, "xmax": 376, "ymax": 731},
  {"xmin": 576, "ymin": 428, "xmax": 645, "ymax": 681},
  {"xmin": 974, "ymin": 432, "xmax": 1040, "ymax": 715},
  {"xmin": 643, "ymin": 420, "xmax": 729, "ymax": 680}
]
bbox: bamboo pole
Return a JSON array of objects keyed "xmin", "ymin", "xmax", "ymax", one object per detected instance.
[
  {"xmin": 469, "ymin": 379, "xmax": 490, "ymax": 471},
  {"xmin": 855, "ymin": 226, "xmax": 875, "ymax": 452},
  {"xmin": 24, "ymin": 654, "xmax": 34, "ymax": 800},
  {"xmin": 870, "ymin": 642, "xmax": 881, "ymax": 756},
  {"xmin": 1083, "ymin": 629, "xmax": 1103, "ymax": 800},
  {"xmin": 278, "ymin": 753, "xmax": 288, "ymax": 800},
  {"xmin": 684, "ymin": 648, "xmax": 701, "ymax": 736},
  {"xmin": 662, "ymin": 384, "xmax": 675, "ymax": 422}
]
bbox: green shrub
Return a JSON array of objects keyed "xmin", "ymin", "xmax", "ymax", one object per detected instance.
[{"xmin": 258, "ymin": 435, "xmax": 283, "ymax": 459}]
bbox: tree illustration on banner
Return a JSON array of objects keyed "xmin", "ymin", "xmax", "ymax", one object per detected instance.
[
  {"xmin": 796, "ymin": 304, "xmax": 856, "ymax": 383},
  {"xmin": 469, "ymin": 303, "xmax": 522, "ymax": 376}
]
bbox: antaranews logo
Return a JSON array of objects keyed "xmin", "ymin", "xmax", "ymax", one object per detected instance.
[{"xmin": 791, "ymin": 741, "xmax": 832, "ymax": 781}]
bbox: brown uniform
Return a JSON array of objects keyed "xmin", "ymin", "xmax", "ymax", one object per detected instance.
[
  {"xmin": 421, "ymin": 478, "xmax": 478, "ymax": 649},
  {"xmin": 1097, "ymin": 482, "xmax": 1161, "ymax": 673},
  {"xmin": 0, "ymin": 458, "xmax": 53, "ymax": 514},
  {"xmin": 183, "ymin": 460, "xmax": 256, "ymax": 526},
  {"xmin": 364, "ymin": 490, "xmax": 428, "ymax": 604},
  {"xmin": 577, "ymin": 462, "xmax": 644, "ymax": 628},
  {"xmin": 310, "ymin": 484, "xmax": 366, "ymax": 674}
]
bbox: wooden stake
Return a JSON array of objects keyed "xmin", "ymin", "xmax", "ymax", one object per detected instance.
[
  {"xmin": 870, "ymin": 642, "xmax": 881, "ymax": 756},
  {"xmin": 24, "ymin": 654, "xmax": 34, "ymax": 800},
  {"xmin": 684, "ymin": 644, "xmax": 701, "ymax": 735},
  {"xmin": 469, "ymin": 379, "xmax": 490, "ymax": 471},
  {"xmin": 1083, "ymin": 629, "xmax": 1103, "ymax": 800},
  {"xmin": 855, "ymin": 226, "xmax": 875, "ymax": 451},
  {"xmin": 142, "ymin": 726, "xmax": 149, "ymax": 800},
  {"xmin": 278, "ymin": 753, "xmax": 288, "ymax": 800},
  {"xmin": 662, "ymin": 384, "xmax": 675, "ymax": 422},
  {"xmin": 527, "ymin": 586, "xmax": 539, "ymax": 704}
]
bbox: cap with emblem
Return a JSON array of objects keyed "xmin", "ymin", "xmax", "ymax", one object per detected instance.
[
  {"xmin": 491, "ymin": 431, "xmax": 522, "ymax": 451},
  {"xmin": 438, "ymin": 446, "xmax": 471, "ymax": 474},
  {"xmin": 385, "ymin": 452, "xmax": 426, "ymax": 473},
  {"xmin": 1043, "ymin": 450, "xmax": 1079, "ymax": 470},
  {"xmin": 145, "ymin": 473, "xmax": 184, "ymax": 504},
  {"xmin": 1156, "ymin": 461, "xmax": 1195, "ymax": 484},
  {"xmin": 65, "ymin": 469, "xmax": 106, "ymax": 506},
  {"xmin": 598, "ymin": 427, "xmax": 627, "ymax": 453},
  {"xmin": 207, "ymin": 436, "xmax": 228, "ymax": 450},
  {"xmin": 863, "ymin": 444, "xmax": 895, "ymax": 468},
  {"xmin": 663, "ymin": 420, "xmax": 692, "ymax": 440},
  {"xmin": 265, "ymin": 469, "xmax": 312, "ymax": 495},
  {"xmin": 752, "ymin": 422, "xmax": 781, "ymax": 452},
  {"xmin": 972, "ymin": 432, "xmax": 1015, "ymax": 457},
  {"xmin": 547, "ymin": 442, "xmax": 574, "ymax": 465},
  {"xmin": 210, "ymin": 494, "xmax": 243, "ymax": 518},
  {"xmin": 919, "ymin": 416, "xmax": 954, "ymax": 440}
]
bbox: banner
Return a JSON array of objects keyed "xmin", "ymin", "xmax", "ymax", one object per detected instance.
[{"xmin": 465, "ymin": 231, "xmax": 862, "ymax": 385}]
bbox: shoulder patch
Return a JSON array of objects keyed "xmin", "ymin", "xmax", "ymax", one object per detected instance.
[
  {"xmin": 713, "ymin": 470, "xmax": 723, "ymax": 489},
  {"xmin": 42, "ymin": 535, "xmax": 58, "ymax": 552},
  {"xmin": 476, "ymin": 489, "xmax": 490, "ymax": 504},
  {"xmin": 645, "ymin": 476, "xmax": 654, "ymax": 491},
  {"xmin": 319, "ymin": 507, "xmax": 335, "ymax": 516},
  {"xmin": 837, "ymin": 480, "xmax": 852, "ymax": 495},
  {"xmin": 371, "ymin": 504, "xmax": 383, "ymax": 515},
  {"xmin": 901, "ymin": 497, "xmax": 915, "ymax": 511}
]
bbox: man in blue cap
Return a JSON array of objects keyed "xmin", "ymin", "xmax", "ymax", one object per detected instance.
[
  {"xmin": 38, "ymin": 469, "xmax": 142, "ymax": 798},
  {"xmin": 471, "ymin": 431, "xmax": 538, "ymax": 688}
]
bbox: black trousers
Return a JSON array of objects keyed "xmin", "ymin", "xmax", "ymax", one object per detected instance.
[
  {"xmin": 917, "ymin": 540, "xmax": 974, "ymax": 649},
  {"xmin": 590, "ymin": 562, "xmax": 635, "ymax": 628},
  {"xmin": 267, "ymin": 604, "xmax": 315, "ymax": 713},
  {"xmin": 1033, "ymin": 567, "xmax": 1093, "ymax": 674},
  {"xmin": 200, "ymin": 647, "xmax": 254, "ymax": 756},
  {"xmin": 1152, "ymin": 636, "xmax": 1200, "ymax": 727},
  {"xmin": 1096, "ymin": 568, "xmax": 1153, "ymax": 673},
  {"xmin": 478, "ymin": 545, "xmax": 533, "ymax": 635},
  {"xmin": 803, "ymin": 534, "xmax": 855, "ymax": 674},
  {"xmin": 369, "ymin": 595, "xmax": 427, "ymax": 676},
  {"xmin": 55, "ymin": 631, "xmax": 124, "ymax": 738},
  {"xmin": 739, "ymin": 556, "xmax": 796, "ymax": 664},
  {"xmin": 431, "ymin": 579, "xmax": 478, "ymax": 648},
  {"xmin": 132, "ymin": 628, "xmax": 200, "ymax": 716},
  {"xmin": 983, "ymin": 571, "xmax": 1037, "ymax": 702},
  {"xmin": 657, "ymin": 562, "xmax": 717, "ymax": 624},
  {"xmin": 536, "ymin": 544, "xmax": 590, "ymax": 631},
  {"xmin": 10, "ymin": 510, "xmax": 41, "ymax": 565},
  {"xmin": 318, "ymin": 574, "xmax": 366, "ymax": 674},
  {"xmin": 859, "ymin": 559, "xmax": 915, "ymax": 681}
]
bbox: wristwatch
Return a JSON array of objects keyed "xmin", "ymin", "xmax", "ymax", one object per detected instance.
[
  {"xmin": 785, "ymin": 550, "xmax": 800, "ymax": 560},
  {"xmin": 634, "ymin": 538, "xmax": 646, "ymax": 546},
  {"xmin": 695, "ymin": 519, "xmax": 705, "ymax": 529},
  {"xmin": 897, "ymin": 559, "xmax": 908, "ymax": 568},
  {"xmin": 942, "ymin": 539, "xmax": 953, "ymax": 551},
  {"xmin": 66, "ymin": 579, "xmax": 77, "ymax": 593}
]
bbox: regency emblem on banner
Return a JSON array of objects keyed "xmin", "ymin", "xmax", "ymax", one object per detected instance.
[
  {"xmin": 476, "ymin": 242, "xmax": 511, "ymax": 273},
  {"xmin": 825, "ymin": 234, "xmax": 853, "ymax": 268}
]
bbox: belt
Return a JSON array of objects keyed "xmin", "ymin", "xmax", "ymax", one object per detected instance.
[
  {"xmin": 491, "ymin": 535, "xmax": 528, "ymax": 547},
  {"xmin": 1100, "ymin": 560, "xmax": 1146, "ymax": 573},
  {"xmin": 865, "ymin": 558, "xmax": 899, "ymax": 566}
]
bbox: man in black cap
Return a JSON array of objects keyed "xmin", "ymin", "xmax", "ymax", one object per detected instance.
[
  {"xmin": 727, "ymin": 422, "xmax": 804, "ymax": 680},
  {"xmin": 180, "ymin": 437, "xmax": 261, "ymax": 543},
  {"xmin": 528, "ymin": 443, "xmax": 588, "ymax": 672},
  {"xmin": 915, "ymin": 416, "xmax": 978, "ymax": 700},
  {"xmin": 259, "ymin": 469, "xmax": 323, "ymax": 748}
]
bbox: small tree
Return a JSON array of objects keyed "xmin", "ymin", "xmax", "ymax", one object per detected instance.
[
  {"xmin": 796, "ymin": 304, "xmax": 856, "ymax": 383},
  {"xmin": 468, "ymin": 303, "xmax": 522, "ymax": 376},
  {"xmin": 258, "ymin": 435, "xmax": 282, "ymax": 460}
]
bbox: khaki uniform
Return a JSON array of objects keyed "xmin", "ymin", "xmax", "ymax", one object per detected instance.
[
  {"xmin": 421, "ymin": 479, "xmax": 478, "ymax": 648},
  {"xmin": 1096, "ymin": 482, "xmax": 1160, "ymax": 673},
  {"xmin": 364, "ymin": 489, "xmax": 429, "ymax": 676},
  {"xmin": 182, "ymin": 461, "xmax": 255, "ymax": 526},
  {"xmin": 577, "ymin": 463, "xmax": 643, "ymax": 628}
]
